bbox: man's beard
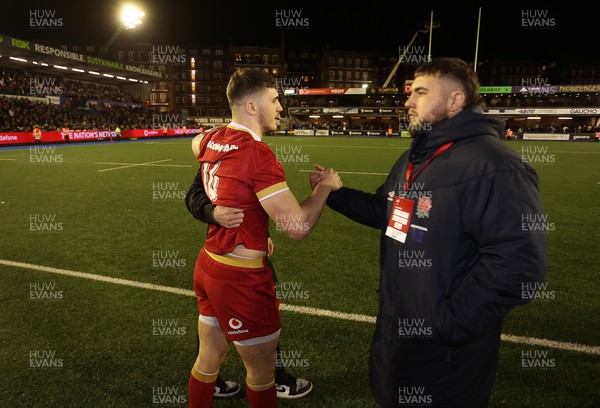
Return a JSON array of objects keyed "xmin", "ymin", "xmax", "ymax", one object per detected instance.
[{"xmin": 408, "ymin": 103, "xmax": 449, "ymax": 137}]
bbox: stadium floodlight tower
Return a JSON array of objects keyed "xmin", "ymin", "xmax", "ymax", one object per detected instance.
[{"xmin": 100, "ymin": 5, "xmax": 145, "ymax": 57}]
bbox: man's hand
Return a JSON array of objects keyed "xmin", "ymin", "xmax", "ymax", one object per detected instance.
[
  {"xmin": 212, "ymin": 206, "xmax": 244, "ymax": 228},
  {"xmin": 309, "ymin": 164, "xmax": 326, "ymax": 190},
  {"xmin": 310, "ymin": 164, "xmax": 342, "ymax": 191},
  {"xmin": 267, "ymin": 237, "xmax": 274, "ymax": 257}
]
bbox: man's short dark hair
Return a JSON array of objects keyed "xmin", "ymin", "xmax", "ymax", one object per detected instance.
[
  {"xmin": 414, "ymin": 58, "xmax": 483, "ymax": 108},
  {"xmin": 226, "ymin": 68, "xmax": 277, "ymax": 107}
]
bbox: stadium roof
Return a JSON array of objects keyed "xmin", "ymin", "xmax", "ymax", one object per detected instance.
[{"xmin": 0, "ymin": 33, "xmax": 166, "ymax": 86}]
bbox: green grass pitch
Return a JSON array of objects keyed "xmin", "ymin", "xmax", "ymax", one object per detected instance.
[{"xmin": 0, "ymin": 136, "xmax": 598, "ymax": 407}]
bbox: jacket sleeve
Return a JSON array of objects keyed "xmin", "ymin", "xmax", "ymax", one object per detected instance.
[
  {"xmin": 434, "ymin": 167, "xmax": 547, "ymax": 345},
  {"xmin": 326, "ymin": 185, "xmax": 388, "ymax": 230},
  {"xmin": 185, "ymin": 166, "xmax": 217, "ymax": 224}
]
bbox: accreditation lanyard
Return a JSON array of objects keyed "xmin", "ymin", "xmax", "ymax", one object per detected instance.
[
  {"xmin": 385, "ymin": 141, "xmax": 454, "ymax": 244},
  {"xmin": 403, "ymin": 142, "xmax": 454, "ymax": 192}
]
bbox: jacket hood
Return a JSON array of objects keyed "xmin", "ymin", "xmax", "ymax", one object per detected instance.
[{"xmin": 409, "ymin": 105, "xmax": 505, "ymax": 162}]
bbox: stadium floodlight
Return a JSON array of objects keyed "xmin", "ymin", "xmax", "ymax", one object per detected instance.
[
  {"xmin": 101, "ymin": 5, "xmax": 145, "ymax": 56},
  {"xmin": 120, "ymin": 5, "xmax": 145, "ymax": 30}
]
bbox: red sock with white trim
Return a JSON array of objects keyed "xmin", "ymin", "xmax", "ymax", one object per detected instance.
[
  {"xmin": 188, "ymin": 367, "xmax": 217, "ymax": 408},
  {"xmin": 246, "ymin": 380, "xmax": 277, "ymax": 408}
]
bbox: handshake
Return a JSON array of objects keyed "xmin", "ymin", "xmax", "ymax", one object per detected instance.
[{"xmin": 309, "ymin": 164, "xmax": 343, "ymax": 191}]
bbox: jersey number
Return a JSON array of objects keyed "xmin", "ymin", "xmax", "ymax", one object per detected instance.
[{"xmin": 202, "ymin": 161, "xmax": 221, "ymax": 202}]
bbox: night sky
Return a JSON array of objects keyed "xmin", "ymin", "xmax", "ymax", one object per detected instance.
[{"xmin": 3, "ymin": 0, "xmax": 599, "ymax": 66}]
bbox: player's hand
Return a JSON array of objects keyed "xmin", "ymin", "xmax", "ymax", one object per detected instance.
[
  {"xmin": 312, "ymin": 164, "xmax": 342, "ymax": 191},
  {"xmin": 309, "ymin": 164, "xmax": 326, "ymax": 190},
  {"xmin": 213, "ymin": 206, "xmax": 244, "ymax": 228},
  {"xmin": 267, "ymin": 237, "xmax": 275, "ymax": 257}
]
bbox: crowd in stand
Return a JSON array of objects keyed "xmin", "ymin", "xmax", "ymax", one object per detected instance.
[
  {"xmin": 0, "ymin": 69, "xmax": 141, "ymax": 104},
  {"xmin": 0, "ymin": 68, "xmax": 156, "ymax": 132},
  {"xmin": 0, "ymin": 96, "xmax": 154, "ymax": 132},
  {"xmin": 1, "ymin": 67, "xmax": 598, "ymax": 134}
]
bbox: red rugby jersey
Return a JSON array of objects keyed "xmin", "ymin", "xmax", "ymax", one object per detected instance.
[{"xmin": 197, "ymin": 122, "xmax": 288, "ymax": 254}]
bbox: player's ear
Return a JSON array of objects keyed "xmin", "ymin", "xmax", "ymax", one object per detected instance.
[
  {"xmin": 245, "ymin": 99, "xmax": 257, "ymax": 116},
  {"xmin": 191, "ymin": 133, "xmax": 204, "ymax": 157}
]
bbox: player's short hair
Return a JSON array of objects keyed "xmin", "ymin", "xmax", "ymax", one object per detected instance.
[
  {"xmin": 414, "ymin": 57, "xmax": 484, "ymax": 108},
  {"xmin": 226, "ymin": 68, "xmax": 277, "ymax": 108}
]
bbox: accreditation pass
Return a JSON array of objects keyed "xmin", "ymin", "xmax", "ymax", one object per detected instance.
[{"xmin": 385, "ymin": 196, "xmax": 414, "ymax": 243}]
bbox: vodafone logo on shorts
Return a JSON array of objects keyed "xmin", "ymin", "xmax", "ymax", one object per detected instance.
[
  {"xmin": 228, "ymin": 318, "xmax": 243, "ymax": 329},
  {"xmin": 227, "ymin": 317, "xmax": 249, "ymax": 336}
]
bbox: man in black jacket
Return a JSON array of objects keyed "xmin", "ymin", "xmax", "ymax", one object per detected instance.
[{"xmin": 313, "ymin": 58, "xmax": 547, "ymax": 407}]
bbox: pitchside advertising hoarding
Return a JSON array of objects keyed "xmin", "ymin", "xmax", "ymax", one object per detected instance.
[{"xmin": 0, "ymin": 129, "xmax": 202, "ymax": 145}]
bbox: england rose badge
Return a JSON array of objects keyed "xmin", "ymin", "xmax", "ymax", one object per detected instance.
[{"xmin": 415, "ymin": 197, "xmax": 432, "ymax": 218}]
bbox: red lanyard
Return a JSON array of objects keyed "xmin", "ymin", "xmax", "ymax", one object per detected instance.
[{"xmin": 404, "ymin": 142, "xmax": 454, "ymax": 191}]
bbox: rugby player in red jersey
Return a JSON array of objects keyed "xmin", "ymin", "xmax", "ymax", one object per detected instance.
[{"xmin": 187, "ymin": 68, "xmax": 341, "ymax": 408}]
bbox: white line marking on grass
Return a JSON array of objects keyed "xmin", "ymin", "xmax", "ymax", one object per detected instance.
[
  {"xmin": 0, "ymin": 158, "xmax": 17, "ymax": 160},
  {"xmin": 2, "ymin": 258, "xmax": 599, "ymax": 356},
  {"xmin": 299, "ymin": 169, "xmax": 388, "ymax": 176},
  {"xmin": 95, "ymin": 161, "xmax": 192, "ymax": 168},
  {"xmin": 500, "ymin": 334, "xmax": 600, "ymax": 355},
  {"xmin": 280, "ymin": 303, "xmax": 376, "ymax": 323},
  {"xmin": 96, "ymin": 159, "xmax": 173, "ymax": 172},
  {"xmin": 0, "ymin": 259, "xmax": 194, "ymax": 297}
]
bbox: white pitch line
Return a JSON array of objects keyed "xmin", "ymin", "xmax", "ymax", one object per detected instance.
[
  {"xmin": 1, "ymin": 258, "xmax": 598, "ymax": 356},
  {"xmin": 0, "ymin": 158, "xmax": 17, "ymax": 161},
  {"xmin": 299, "ymin": 169, "xmax": 388, "ymax": 176},
  {"xmin": 96, "ymin": 159, "xmax": 173, "ymax": 172},
  {"xmin": 0, "ymin": 258, "xmax": 193, "ymax": 297},
  {"xmin": 95, "ymin": 161, "xmax": 192, "ymax": 168}
]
